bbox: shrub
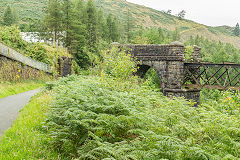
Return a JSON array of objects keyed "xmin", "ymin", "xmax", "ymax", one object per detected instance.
[
  {"xmin": 43, "ymin": 75, "xmax": 240, "ymax": 159},
  {"xmin": 0, "ymin": 26, "xmax": 49, "ymax": 64}
]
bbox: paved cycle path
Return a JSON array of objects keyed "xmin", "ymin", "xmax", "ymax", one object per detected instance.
[{"xmin": 0, "ymin": 89, "xmax": 40, "ymax": 137}]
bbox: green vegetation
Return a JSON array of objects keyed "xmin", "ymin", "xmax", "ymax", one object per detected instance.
[
  {"xmin": 0, "ymin": 47, "xmax": 239, "ymax": 159},
  {"xmin": 3, "ymin": 6, "xmax": 16, "ymax": 26},
  {"xmin": 0, "ymin": 0, "xmax": 239, "ymax": 159},
  {"xmin": 0, "ymin": 26, "xmax": 71, "ymax": 64},
  {"xmin": 186, "ymin": 35, "xmax": 240, "ymax": 63},
  {"xmin": 1, "ymin": 0, "xmax": 240, "ymax": 48},
  {"xmin": 42, "ymin": 74, "xmax": 239, "ymax": 159},
  {"xmin": 0, "ymin": 26, "xmax": 74, "ymax": 77},
  {"xmin": 41, "ymin": 0, "xmax": 120, "ymax": 68},
  {"xmin": 0, "ymin": 80, "xmax": 45, "ymax": 99},
  {"xmin": 0, "ymin": 92, "xmax": 63, "ymax": 159},
  {"xmin": 0, "ymin": 26, "xmax": 49, "ymax": 63},
  {"xmin": 234, "ymin": 23, "xmax": 240, "ymax": 36},
  {"xmin": 41, "ymin": 48, "xmax": 240, "ymax": 159},
  {"xmin": 0, "ymin": 0, "xmax": 46, "ymax": 23}
]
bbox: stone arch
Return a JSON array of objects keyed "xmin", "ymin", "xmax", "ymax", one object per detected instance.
[
  {"xmin": 136, "ymin": 64, "xmax": 151, "ymax": 78},
  {"xmin": 137, "ymin": 61, "xmax": 167, "ymax": 90}
]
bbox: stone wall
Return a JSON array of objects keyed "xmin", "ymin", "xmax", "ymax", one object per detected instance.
[
  {"xmin": 164, "ymin": 88, "xmax": 201, "ymax": 105},
  {"xmin": 121, "ymin": 42, "xmax": 202, "ymax": 104},
  {"xmin": 192, "ymin": 46, "xmax": 202, "ymax": 62},
  {"xmin": 0, "ymin": 56, "xmax": 51, "ymax": 81},
  {"xmin": 58, "ymin": 57, "xmax": 73, "ymax": 77}
]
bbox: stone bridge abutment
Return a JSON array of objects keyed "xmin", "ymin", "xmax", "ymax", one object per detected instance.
[{"xmin": 117, "ymin": 42, "xmax": 202, "ymax": 104}]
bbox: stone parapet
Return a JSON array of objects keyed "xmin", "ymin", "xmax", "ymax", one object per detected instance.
[
  {"xmin": 192, "ymin": 45, "xmax": 202, "ymax": 62},
  {"xmin": 119, "ymin": 42, "xmax": 185, "ymax": 62}
]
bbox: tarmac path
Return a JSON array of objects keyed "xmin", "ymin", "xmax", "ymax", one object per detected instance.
[{"xmin": 0, "ymin": 89, "xmax": 40, "ymax": 137}]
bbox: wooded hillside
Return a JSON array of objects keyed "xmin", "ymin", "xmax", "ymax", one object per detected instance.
[{"xmin": 1, "ymin": 0, "xmax": 240, "ymax": 48}]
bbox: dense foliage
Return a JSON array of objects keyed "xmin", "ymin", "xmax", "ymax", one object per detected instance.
[
  {"xmin": 44, "ymin": 74, "xmax": 240, "ymax": 160},
  {"xmin": 2, "ymin": 0, "xmax": 240, "ymax": 49},
  {"xmin": 41, "ymin": 48, "xmax": 240, "ymax": 159},
  {"xmin": 186, "ymin": 35, "xmax": 240, "ymax": 63},
  {"xmin": 0, "ymin": 26, "xmax": 49, "ymax": 63},
  {"xmin": 41, "ymin": 0, "xmax": 121, "ymax": 68},
  {"xmin": 2, "ymin": 6, "xmax": 16, "ymax": 26},
  {"xmin": 0, "ymin": 26, "xmax": 73, "ymax": 74}
]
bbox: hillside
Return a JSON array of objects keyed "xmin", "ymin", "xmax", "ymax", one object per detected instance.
[
  {"xmin": 0, "ymin": 0, "xmax": 46, "ymax": 21},
  {"xmin": 94, "ymin": 0, "xmax": 240, "ymax": 48},
  {"xmin": 1, "ymin": 0, "xmax": 240, "ymax": 48}
]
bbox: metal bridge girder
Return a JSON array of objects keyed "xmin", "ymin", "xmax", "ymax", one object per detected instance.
[{"xmin": 184, "ymin": 63, "xmax": 240, "ymax": 90}]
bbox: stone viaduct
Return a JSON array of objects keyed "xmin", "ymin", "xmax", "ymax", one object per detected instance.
[
  {"xmin": 117, "ymin": 42, "xmax": 203, "ymax": 103},
  {"xmin": 117, "ymin": 41, "xmax": 239, "ymax": 104}
]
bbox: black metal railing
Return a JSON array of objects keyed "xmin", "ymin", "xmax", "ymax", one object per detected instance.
[{"xmin": 183, "ymin": 63, "xmax": 240, "ymax": 90}]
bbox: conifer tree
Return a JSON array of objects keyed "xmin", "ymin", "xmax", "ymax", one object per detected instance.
[
  {"xmin": 12, "ymin": 7, "xmax": 18, "ymax": 24},
  {"xmin": 71, "ymin": 0, "xmax": 90, "ymax": 68},
  {"xmin": 106, "ymin": 14, "xmax": 119, "ymax": 42},
  {"xmin": 125, "ymin": 9, "xmax": 134, "ymax": 43},
  {"xmin": 106, "ymin": 14, "xmax": 113, "ymax": 42},
  {"xmin": 172, "ymin": 28, "xmax": 180, "ymax": 41},
  {"xmin": 177, "ymin": 10, "xmax": 186, "ymax": 20},
  {"xmin": 111, "ymin": 17, "xmax": 119, "ymax": 42},
  {"xmin": 96, "ymin": 10, "xmax": 107, "ymax": 41},
  {"xmin": 234, "ymin": 23, "xmax": 239, "ymax": 36},
  {"xmin": 158, "ymin": 27, "xmax": 165, "ymax": 43},
  {"xmin": 44, "ymin": 0, "xmax": 63, "ymax": 45},
  {"xmin": 62, "ymin": 0, "xmax": 74, "ymax": 47},
  {"xmin": 3, "ymin": 6, "xmax": 15, "ymax": 26},
  {"xmin": 86, "ymin": 0, "xmax": 97, "ymax": 53}
]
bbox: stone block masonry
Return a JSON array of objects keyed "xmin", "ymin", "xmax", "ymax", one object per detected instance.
[
  {"xmin": 0, "ymin": 56, "xmax": 50, "ymax": 81},
  {"xmin": 58, "ymin": 57, "xmax": 73, "ymax": 77},
  {"xmin": 119, "ymin": 41, "xmax": 202, "ymax": 104},
  {"xmin": 0, "ymin": 43, "xmax": 74, "ymax": 81}
]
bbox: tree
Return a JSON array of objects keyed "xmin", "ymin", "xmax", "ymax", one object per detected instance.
[
  {"xmin": 70, "ymin": 0, "xmax": 90, "ymax": 68},
  {"xmin": 234, "ymin": 23, "xmax": 239, "ymax": 36},
  {"xmin": 86, "ymin": 0, "xmax": 97, "ymax": 53},
  {"xmin": 106, "ymin": 14, "xmax": 119, "ymax": 42},
  {"xmin": 96, "ymin": 10, "xmax": 106, "ymax": 41},
  {"xmin": 3, "ymin": 6, "xmax": 15, "ymax": 26},
  {"xmin": 112, "ymin": 17, "xmax": 119, "ymax": 42},
  {"xmin": 125, "ymin": 9, "xmax": 134, "ymax": 43},
  {"xmin": 177, "ymin": 10, "xmax": 186, "ymax": 20},
  {"xmin": 172, "ymin": 28, "xmax": 180, "ymax": 41},
  {"xmin": 62, "ymin": 0, "xmax": 74, "ymax": 47},
  {"xmin": 158, "ymin": 27, "xmax": 165, "ymax": 43},
  {"xmin": 166, "ymin": 10, "xmax": 172, "ymax": 14},
  {"xmin": 44, "ymin": 0, "xmax": 63, "ymax": 45}
]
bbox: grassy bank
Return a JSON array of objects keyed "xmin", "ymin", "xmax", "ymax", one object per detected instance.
[
  {"xmin": 0, "ymin": 91, "xmax": 63, "ymax": 159},
  {"xmin": 43, "ymin": 75, "xmax": 240, "ymax": 159},
  {"xmin": 0, "ymin": 75, "xmax": 239, "ymax": 159},
  {"xmin": 0, "ymin": 80, "xmax": 45, "ymax": 99}
]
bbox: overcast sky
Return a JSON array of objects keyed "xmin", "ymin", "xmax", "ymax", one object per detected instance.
[{"xmin": 127, "ymin": 0, "xmax": 240, "ymax": 27}]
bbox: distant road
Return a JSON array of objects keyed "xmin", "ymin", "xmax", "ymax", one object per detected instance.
[{"xmin": 0, "ymin": 89, "xmax": 40, "ymax": 137}]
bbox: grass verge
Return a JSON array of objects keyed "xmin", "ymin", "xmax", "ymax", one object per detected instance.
[
  {"xmin": 0, "ymin": 80, "xmax": 45, "ymax": 99},
  {"xmin": 0, "ymin": 91, "xmax": 63, "ymax": 160}
]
